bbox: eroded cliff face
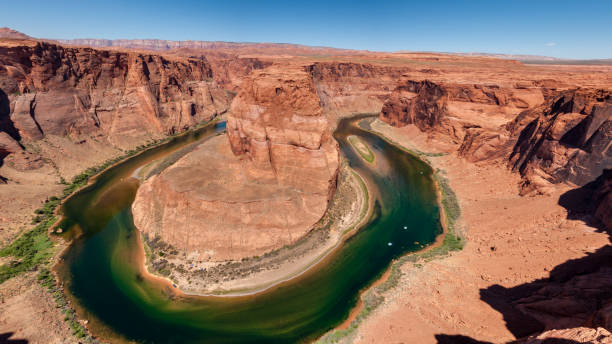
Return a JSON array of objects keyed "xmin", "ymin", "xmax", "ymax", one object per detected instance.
[
  {"xmin": 380, "ymin": 80, "xmax": 611, "ymax": 195},
  {"xmin": 508, "ymin": 89, "xmax": 611, "ymax": 193},
  {"xmin": 380, "ymin": 80, "xmax": 447, "ymax": 130},
  {"xmin": 0, "ymin": 41, "xmax": 232, "ymax": 170},
  {"xmin": 227, "ymin": 65, "xmax": 339, "ymax": 194},
  {"xmin": 460, "ymin": 89, "xmax": 611, "ymax": 194},
  {"xmin": 380, "ymin": 79, "xmax": 544, "ymax": 148},
  {"xmin": 133, "ymin": 65, "xmax": 339, "ymax": 261},
  {"xmin": 308, "ymin": 62, "xmax": 412, "ymax": 119},
  {"xmin": 195, "ymin": 54, "xmax": 273, "ymax": 91}
]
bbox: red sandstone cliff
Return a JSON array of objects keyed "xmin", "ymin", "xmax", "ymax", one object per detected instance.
[
  {"xmin": 380, "ymin": 80, "xmax": 544, "ymax": 137},
  {"xmin": 308, "ymin": 62, "xmax": 412, "ymax": 118},
  {"xmin": 508, "ymin": 89, "xmax": 611, "ymax": 192},
  {"xmin": 0, "ymin": 40, "xmax": 232, "ymax": 172},
  {"xmin": 379, "ymin": 80, "xmax": 611, "ymax": 195},
  {"xmin": 226, "ymin": 65, "xmax": 339, "ymax": 195},
  {"xmin": 203, "ymin": 54, "xmax": 272, "ymax": 91},
  {"xmin": 132, "ymin": 65, "xmax": 339, "ymax": 261}
]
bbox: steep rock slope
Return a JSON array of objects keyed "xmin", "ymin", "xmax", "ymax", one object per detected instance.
[
  {"xmin": 380, "ymin": 79, "xmax": 544, "ymax": 152},
  {"xmin": 226, "ymin": 65, "xmax": 339, "ymax": 195},
  {"xmin": 508, "ymin": 89, "xmax": 611, "ymax": 192},
  {"xmin": 133, "ymin": 65, "xmax": 339, "ymax": 261},
  {"xmin": 380, "ymin": 80, "xmax": 611, "ymax": 194},
  {"xmin": 309, "ymin": 62, "xmax": 412, "ymax": 118},
  {"xmin": 0, "ymin": 41, "xmax": 232, "ymax": 166},
  {"xmin": 203, "ymin": 54, "xmax": 272, "ymax": 91}
]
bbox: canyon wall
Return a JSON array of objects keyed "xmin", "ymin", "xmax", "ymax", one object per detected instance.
[
  {"xmin": 508, "ymin": 89, "xmax": 611, "ymax": 192},
  {"xmin": 203, "ymin": 54, "xmax": 272, "ymax": 91},
  {"xmin": 380, "ymin": 79, "xmax": 544, "ymax": 145},
  {"xmin": 379, "ymin": 80, "xmax": 611, "ymax": 195},
  {"xmin": 0, "ymin": 41, "xmax": 232, "ymax": 171},
  {"xmin": 308, "ymin": 62, "xmax": 412, "ymax": 119},
  {"xmin": 133, "ymin": 65, "xmax": 339, "ymax": 261}
]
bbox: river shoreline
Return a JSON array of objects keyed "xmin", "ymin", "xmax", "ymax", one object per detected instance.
[
  {"xmin": 49, "ymin": 116, "xmax": 226, "ymax": 278},
  {"xmin": 133, "ymin": 115, "xmax": 448, "ymax": 300},
  {"xmin": 346, "ymin": 119, "xmax": 611, "ymax": 343},
  {"xmin": 45, "ymin": 117, "xmax": 225, "ymax": 342},
  {"xmin": 317, "ymin": 116, "xmax": 461, "ymax": 343},
  {"xmin": 48, "ymin": 114, "xmax": 449, "ymax": 343},
  {"xmin": 137, "ymin": 161, "xmax": 374, "ymax": 297}
]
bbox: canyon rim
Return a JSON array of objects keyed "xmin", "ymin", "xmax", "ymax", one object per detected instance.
[{"xmin": 0, "ymin": 8, "xmax": 611, "ymax": 344}]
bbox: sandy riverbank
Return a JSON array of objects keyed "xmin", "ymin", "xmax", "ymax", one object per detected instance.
[
  {"xmin": 347, "ymin": 120, "xmax": 610, "ymax": 343},
  {"xmin": 140, "ymin": 156, "xmax": 372, "ymax": 296}
]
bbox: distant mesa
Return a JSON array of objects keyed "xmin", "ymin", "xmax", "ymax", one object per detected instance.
[{"xmin": 0, "ymin": 27, "xmax": 32, "ymax": 40}]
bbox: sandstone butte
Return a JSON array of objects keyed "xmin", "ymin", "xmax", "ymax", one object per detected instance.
[
  {"xmin": 0, "ymin": 29, "xmax": 612, "ymax": 343},
  {"xmin": 132, "ymin": 66, "xmax": 339, "ymax": 261}
]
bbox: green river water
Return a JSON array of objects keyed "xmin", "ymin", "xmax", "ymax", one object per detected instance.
[{"xmin": 56, "ymin": 115, "xmax": 442, "ymax": 343}]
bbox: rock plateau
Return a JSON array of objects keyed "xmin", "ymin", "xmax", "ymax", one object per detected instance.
[{"xmin": 132, "ymin": 65, "xmax": 339, "ymax": 261}]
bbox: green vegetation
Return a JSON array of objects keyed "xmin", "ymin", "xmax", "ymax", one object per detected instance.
[
  {"xmin": 0, "ymin": 138, "xmax": 162, "ymax": 336},
  {"xmin": 348, "ymin": 135, "xmax": 375, "ymax": 163},
  {"xmin": 318, "ymin": 138, "xmax": 463, "ymax": 344},
  {"xmin": 0, "ymin": 216, "xmax": 56, "ymax": 283},
  {"xmin": 38, "ymin": 269, "xmax": 98, "ymax": 342},
  {"xmin": 0, "ymin": 192, "xmax": 63, "ymax": 282},
  {"xmin": 0, "ymin": 116, "xmax": 223, "ymax": 342}
]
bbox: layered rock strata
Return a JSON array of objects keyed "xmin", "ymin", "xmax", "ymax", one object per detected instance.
[
  {"xmin": 380, "ymin": 80, "xmax": 611, "ymax": 194},
  {"xmin": 380, "ymin": 79, "xmax": 544, "ymax": 145},
  {"xmin": 0, "ymin": 41, "xmax": 232, "ymax": 166},
  {"xmin": 508, "ymin": 89, "xmax": 611, "ymax": 192},
  {"xmin": 308, "ymin": 62, "xmax": 412, "ymax": 118},
  {"xmin": 133, "ymin": 66, "xmax": 339, "ymax": 261}
]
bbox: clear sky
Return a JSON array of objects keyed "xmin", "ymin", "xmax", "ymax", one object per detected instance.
[{"xmin": 2, "ymin": 0, "xmax": 611, "ymax": 59}]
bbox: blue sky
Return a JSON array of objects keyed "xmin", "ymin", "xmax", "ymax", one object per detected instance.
[{"xmin": 2, "ymin": 0, "xmax": 611, "ymax": 59}]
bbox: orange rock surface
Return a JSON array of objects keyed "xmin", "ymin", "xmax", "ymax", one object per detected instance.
[
  {"xmin": 0, "ymin": 41, "xmax": 231, "ymax": 150},
  {"xmin": 133, "ymin": 65, "xmax": 339, "ymax": 261},
  {"xmin": 1, "ymin": 30, "xmax": 612, "ymax": 343}
]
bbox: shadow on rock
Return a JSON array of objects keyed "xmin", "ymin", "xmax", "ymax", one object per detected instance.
[
  {"xmin": 435, "ymin": 334, "xmax": 493, "ymax": 344},
  {"xmin": 478, "ymin": 244, "xmax": 612, "ymax": 339},
  {"xmin": 435, "ymin": 333, "xmax": 587, "ymax": 344},
  {"xmin": 519, "ymin": 340, "xmax": 585, "ymax": 344},
  {"xmin": 436, "ymin": 172, "xmax": 612, "ymax": 342},
  {"xmin": 558, "ymin": 169, "xmax": 612, "ymax": 233},
  {"xmin": 478, "ymin": 172, "xmax": 612, "ymax": 339},
  {"xmin": 0, "ymin": 332, "xmax": 28, "ymax": 344}
]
